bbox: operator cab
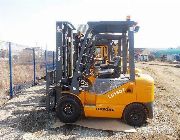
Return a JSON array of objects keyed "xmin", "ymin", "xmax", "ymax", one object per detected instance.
[{"xmin": 81, "ymin": 20, "xmax": 138, "ymax": 98}]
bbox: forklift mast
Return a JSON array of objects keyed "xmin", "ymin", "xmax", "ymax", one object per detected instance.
[{"xmin": 56, "ymin": 22, "xmax": 76, "ymax": 83}]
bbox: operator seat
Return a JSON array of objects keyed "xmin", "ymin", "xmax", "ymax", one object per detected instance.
[{"xmin": 98, "ymin": 56, "xmax": 121, "ymax": 78}]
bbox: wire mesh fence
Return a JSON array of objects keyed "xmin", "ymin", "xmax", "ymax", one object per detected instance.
[
  {"xmin": 0, "ymin": 41, "xmax": 55, "ymax": 99},
  {"xmin": 36, "ymin": 48, "xmax": 46, "ymax": 81},
  {"xmin": 0, "ymin": 41, "xmax": 9, "ymax": 99},
  {"xmin": 11, "ymin": 43, "xmax": 34, "ymax": 94}
]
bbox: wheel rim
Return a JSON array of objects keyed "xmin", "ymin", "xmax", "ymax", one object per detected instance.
[
  {"xmin": 129, "ymin": 110, "xmax": 143, "ymax": 123},
  {"xmin": 62, "ymin": 103, "xmax": 74, "ymax": 116}
]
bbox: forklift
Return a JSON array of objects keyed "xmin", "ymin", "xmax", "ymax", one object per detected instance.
[{"xmin": 46, "ymin": 17, "xmax": 154, "ymax": 126}]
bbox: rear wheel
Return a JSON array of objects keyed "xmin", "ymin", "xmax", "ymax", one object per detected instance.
[
  {"xmin": 123, "ymin": 103, "xmax": 147, "ymax": 127},
  {"xmin": 56, "ymin": 95, "xmax": 82, "ymax": 123}
]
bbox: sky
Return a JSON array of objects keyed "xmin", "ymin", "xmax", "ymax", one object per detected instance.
[{"xmin": 0, "ymin": 0, "xmax": 180, "ymax": 50}]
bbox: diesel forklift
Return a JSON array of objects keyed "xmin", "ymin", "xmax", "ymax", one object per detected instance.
[{"xmin": 46, "ymin": 17, "xmax": 154, "ymax": 126}]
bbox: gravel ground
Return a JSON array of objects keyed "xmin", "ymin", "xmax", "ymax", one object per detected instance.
[{"xmin": 0, "ymin": 62, "xmax": 180, "ymax": 140}]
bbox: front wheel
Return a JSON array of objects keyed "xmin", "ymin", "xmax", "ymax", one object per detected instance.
[
  {"xmin": 56, "ymin": 95, "xmax": 82, "ymax": 123},
  {"xmin": 123, "ymin": 103, "xmax": 147, "ymax": 127}
]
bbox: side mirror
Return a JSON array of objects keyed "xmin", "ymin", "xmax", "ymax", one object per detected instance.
[{"xmin": 134, "ymin": 26, "xmax": 140, "ymax": 33}]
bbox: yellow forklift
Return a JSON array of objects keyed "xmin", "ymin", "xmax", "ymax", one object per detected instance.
[{"xmin": 46, "ymin": 17, "xmax": 154, "ymax": 126}]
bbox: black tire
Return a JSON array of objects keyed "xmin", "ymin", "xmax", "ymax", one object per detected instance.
[
  {"xmin": 56, "ymin": 95, "xmax": 82, "ymax": 123},
  {"xmin": 123, "ymin": 103, "xmax": 147, "ymax": 127}
]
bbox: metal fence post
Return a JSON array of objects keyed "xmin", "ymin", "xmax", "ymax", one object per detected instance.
[
  {"xmin": 45, "ymin": 50, "xmax": 47, "ymax": 77},
  {"xmin": 52, "ymin": 51, "xmax": 55, "ymax": 83},
  {"xmin": 46, "ymin": 72, "xmax": 50, "ymax": 112},
  {"xmin": 33, "ymin": 48, "xmax": 36, "ymax": 86},
  {"xmin": 8, "ymin": 42, "xmax": 13, "ymax": 98},
  {"xmin": 53, "ymin": 51, "xmax": 55, "ymax": 70}
]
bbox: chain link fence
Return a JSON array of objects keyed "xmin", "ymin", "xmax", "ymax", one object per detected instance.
[
  {"xmin": 0, "ymin": 41, "xmax": 9, "ymax": 99},
  {"xmin": 0, "ymin": 41, "xmax": 55, "ymax": 99}
]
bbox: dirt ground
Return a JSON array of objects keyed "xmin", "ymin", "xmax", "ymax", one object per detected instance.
[{"xmin": 0, "ymin": 62, "xmax": 180, "ymax": 140}]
